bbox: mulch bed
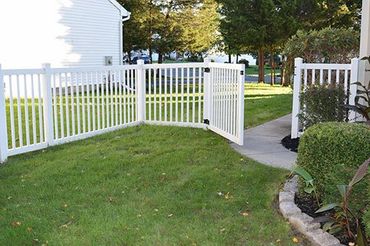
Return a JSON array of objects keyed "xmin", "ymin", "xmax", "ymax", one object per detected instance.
[
  {"xmin": 294, "ymin": 192, "xmax": 369, "ymax": 245},
  {"xmin": 281, "ymin": 135, "xmax": 300, "ymax": 152}
]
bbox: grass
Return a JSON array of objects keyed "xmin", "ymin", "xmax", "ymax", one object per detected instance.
[
  {"xmin": 246, "ymin": 65, "xmax": 281, "ymax": 76},
  {"xmin": 0, "ymin": 125, "xmax": 300, "ymax": 245},
  {"xmin": 0, "ymin": 84, "xmax": 297, "ymax": 244},
  {"xmin": 244, "ymin": 84, "xmax": 292, "ymax": 128}
]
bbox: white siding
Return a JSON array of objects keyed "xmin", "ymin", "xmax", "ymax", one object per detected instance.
[{"xmin": 0, "ymin": 0, "xmax": 122, "ymax": 69}]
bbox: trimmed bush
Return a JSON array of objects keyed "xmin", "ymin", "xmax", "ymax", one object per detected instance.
[
  {"xmin": 299, "ymin": 84, "xmax": 347, "ymax": 129},
  {"xmin": 365, "ymin": 206, "xmax": 370, "ymax": 236},
  {"xmin": 238, "ymin": 59, "xmax": 250, "ymax": 68},
  {"xmin": 297, "ymin": 122, "xmax": 370, "ymax": 213}
]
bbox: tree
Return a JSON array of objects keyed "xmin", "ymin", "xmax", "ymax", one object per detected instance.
[
  {"xmin": 282, "ymin": 27, "xmax": 360, "ymax": 86},
  {"xmin": 118, "ymin": 0, "xmax": 162, "ymax": 62},
  {"xmin": 120, "ymin": 0, "xmax": 219, "ymax": 63},
  {"xmin": 218, "ymin": 0, "xmax": 300, "ymax": 83},
  {"xmin": 180, "ymin": 0, "xmax": 219, "ymax": 56}
]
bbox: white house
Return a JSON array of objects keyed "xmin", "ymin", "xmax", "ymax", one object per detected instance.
[{"xmin": 0, "ymin": 0, "xmax": 130, "ymax": 69}]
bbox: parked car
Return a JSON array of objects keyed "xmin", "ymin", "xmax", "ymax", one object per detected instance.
[{"xmin": 130, "ymin": 55, "xmax": 151, "ymax": 64}]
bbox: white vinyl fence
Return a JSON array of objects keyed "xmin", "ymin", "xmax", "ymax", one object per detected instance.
[
  {"xmin": 291, "ymin": 57, "xmax": 359, "ymax": 139},
  {"xmin": 0, "ymin": 61, "xmax": 245, "ymax": 162}
]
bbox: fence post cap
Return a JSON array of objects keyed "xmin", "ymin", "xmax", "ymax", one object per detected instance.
[{"xmin": 294, "ymin": 57, "xmax": 303, "ymax": 62}]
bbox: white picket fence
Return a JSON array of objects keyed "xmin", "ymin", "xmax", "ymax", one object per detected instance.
[
  {"xmin": 0, "ymin": 60, "xmax": 245, "ymax": 162},
  {"xmin": 291, "ymin": 57, "xmax": 360, "ymax": 139}
]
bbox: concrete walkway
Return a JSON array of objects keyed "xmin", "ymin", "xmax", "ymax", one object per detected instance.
[{"xmin": 231, "ymin": 114, "xmax": 297, "ymax": 170}]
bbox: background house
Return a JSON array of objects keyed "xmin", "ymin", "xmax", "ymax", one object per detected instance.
[{"xmin": 0, "ymin": 0, "xmax": 130, "ymax": 69}]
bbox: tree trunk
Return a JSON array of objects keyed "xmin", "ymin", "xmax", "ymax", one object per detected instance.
[
  {"xmin": 236, "ymin": 54, "xmax": 239, "ymax": 63},
  {"xmin": 228, "ymin": 53, "xmax": 232, "ymax": 63},
  {"xmin": 270, "ymin": 50, "xmax": 275, "ymax": 86},
  {"xmin": 258, "ymin": 48, "xmax": 265, "ymax": 83},
  {"xmin": 128, "ymin": 51, "xmax": 132, "ymax": 64},
  {"xmin": 158, "ymin": 52, "xmax": 163, "ymax": 64},
  {"xmin": 149, "ymin": 47, "xmax": 153, "ymax": 64}
]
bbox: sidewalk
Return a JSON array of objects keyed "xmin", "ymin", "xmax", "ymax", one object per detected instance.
[{"xmin": 231, "ymin": 114, "xmax": 297, "ymax": 170}]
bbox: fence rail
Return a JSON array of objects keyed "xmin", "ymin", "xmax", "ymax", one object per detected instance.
[
  {"xmin": 0, "ymin": 61, "xmax": 245, "ymax": 162},
  {"xmin": 291, "ymin": 58, "xmax": 359, "ymax": 139}
]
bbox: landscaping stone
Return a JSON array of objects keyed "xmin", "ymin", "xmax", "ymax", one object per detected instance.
[{"xmin": 279, "ymin": 176, "xmax": 345, "ymax": 246}]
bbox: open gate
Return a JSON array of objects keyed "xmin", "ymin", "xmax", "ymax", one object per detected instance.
[{"xmin": 204, "ymin": 62, "xmax": 245, "ymax": 145}]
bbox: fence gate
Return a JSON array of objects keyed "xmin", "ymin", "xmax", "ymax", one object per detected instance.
[{"xmin": 205, "ymin": 63, "xmax": 245, "ymax": 145}]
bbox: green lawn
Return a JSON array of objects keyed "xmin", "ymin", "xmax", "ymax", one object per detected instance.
[
  {"xmin": 0, "ymin": 84, "xmax": 298, "ymax": 245},
  {"xmin": 244, "ymin": 84, "xmax": 292, "ymax": 128},
  {"xmin": 246, "ymin": 65, "xmax": 281, "ymax": 76}
]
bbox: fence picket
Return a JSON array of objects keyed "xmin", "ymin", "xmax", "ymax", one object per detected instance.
[
  {"xmin": 0, "ymin": 61, "xmax": 246, "ymax": 162},
  {"xmin": 291, "ymin": 58, "xmax": 357, "ymax": 139}
]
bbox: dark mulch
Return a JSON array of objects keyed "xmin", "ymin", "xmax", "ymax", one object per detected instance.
[
  {"xmin": 281, "ymin": 135, "xmax": 300, "ymax": 152},
  {"xmin": 294, "ymin": 193, "xmax": 320, "ymax": 218}
]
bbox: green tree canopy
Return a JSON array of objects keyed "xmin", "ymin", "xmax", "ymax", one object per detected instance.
[
  {"xmin": 283, "ymin": 27, "xmax": 360, "ymax": 63},
  {"xmin": 218, "ymin": 0, "xmax": 300, "ymax": 82},
  {"xmin": 119, "ymin": 0, "xmax": 219, "ymax": 63}
]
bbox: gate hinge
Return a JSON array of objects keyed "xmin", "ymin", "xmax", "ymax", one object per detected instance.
[
  {"xmin": 204, "ymin": 67, "xmax": 210, "ymax": 73},
  {"xmin": 240, "ymin": 70, "xmax": 244, "ymax": 76},
  {"xmin": 203, "ymin": 119, "xmax": 210, "ymax": 125}
]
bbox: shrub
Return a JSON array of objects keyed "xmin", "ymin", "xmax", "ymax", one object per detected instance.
[
  {"xmin": 365, "ymin": 205, "xmax": 370, "ymax": 236},
  {"xmin": 283, "ymin": 27, "xmax": 359, "ymax": 64},
  {"xmin": 297, "ymin": 122, "xmax": 370, "ymax": 213},
  {"xmin": 238, "ymin": 59, "xmax": 249, "ymax": 67},
  {"xmin": 282, "ymin": 27, "xmax": 359, "ymax": 85},
  {"xmin": 299, "ymin": 84, "xmax": 347, "ymax": 129}
]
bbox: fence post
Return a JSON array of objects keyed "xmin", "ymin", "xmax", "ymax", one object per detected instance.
[
  {"xmin": 136, "ymin": 60, "xmax": 145, "ymax": 122},
  {"xmin": 203, "ymin": 58, "xmax": 211, "ymax": 124},
  {"xmin": 42, "ymin": 63, "xmax": 54, "ymax": 146},
  {"xmin": 238, "ymin": 63, "xmax": 245, "ymax": 146},
  {"xmin": 291, "ymin": 58, "xmax": 303, "ymax": 139},
  {"xmin": 0, "ymin": 64, "xmax": 9, "ymax": 163},
  {"xmin": 349, "ymin": 58, "xmax": 360, "ymax": 122}
]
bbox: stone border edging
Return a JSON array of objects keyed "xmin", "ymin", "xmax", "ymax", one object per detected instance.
[{"xmin": 279, "ymin": 176, "xmax": 345, "ymax": 246}]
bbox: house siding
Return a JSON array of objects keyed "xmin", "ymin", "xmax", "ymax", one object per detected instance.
[
  {"xmin": 59, "ymin": 0, "xmax": 122, "ymax": 67},
  {"xmin": 0, "ymin": 0, "xmax": 122, "ymax": 69}
]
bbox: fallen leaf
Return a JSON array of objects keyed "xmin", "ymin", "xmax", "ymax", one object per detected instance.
[
  {"xmin": 59, "ymin": 220, "xmax": 73, "ymax": 229},
  {"xmin": 292, "ymin": 237, "xmax": 299, "ymax": 243},
  {"xmin": 168, "ymin": 214, "xmax": 173, "ymax": 217},
  {"xmin": 11, "ymin": 221, "xmax": 21, "ymax": 227},
  {"xmin": 240, "ymin": 211, "xmax": 249, "ymax": 217},
  {"xmin": 224, "ymin": 192, "xmax": 233, "ymax": 200},
  {"xmin": 27, "ymin": 227, "xmax": 32, "ymax": 232}
]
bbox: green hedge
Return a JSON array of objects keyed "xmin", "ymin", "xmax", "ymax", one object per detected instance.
[
  {"xmin": 365, "ymin": 205, "xmax": 370, "ymax": 236},
  {"xmin": 299, "ymin": 84, "xmax": 347, "ymax": 129},
  {"xmin": 297, "ymin": 122, "xmax": 370, "ymax": 213}
]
